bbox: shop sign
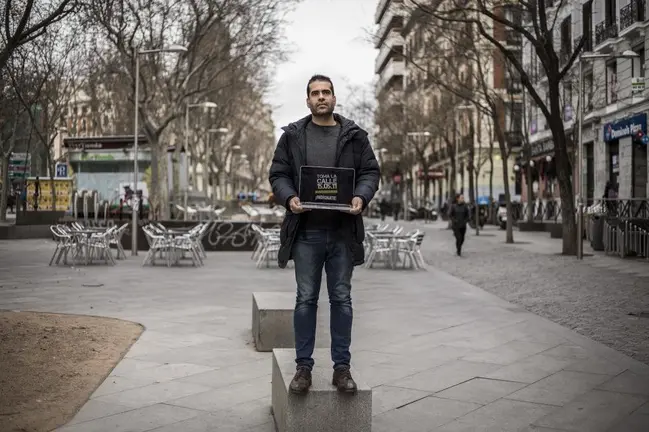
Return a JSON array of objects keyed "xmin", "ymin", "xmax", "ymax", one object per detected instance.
[
  {"xmin": 603, "ymin": 113, "xmax": 647, "ymax": 142},
  {"xmin": 530, "ymin": 140, "xmax": 554, "ymax": 157}
]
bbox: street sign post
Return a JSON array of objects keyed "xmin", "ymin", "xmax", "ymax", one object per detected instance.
[{"xmin": 8, "ymin": 153, "xmax": 30, "ymax": 180}]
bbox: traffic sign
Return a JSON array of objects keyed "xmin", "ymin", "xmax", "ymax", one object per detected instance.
[
  {"xmin": 55, "ymin": 163, "xmax": 68, "ymax": 178},
  {"xmin": 8, "ymin": 153, "xmax": 30, "ymax": 179}
]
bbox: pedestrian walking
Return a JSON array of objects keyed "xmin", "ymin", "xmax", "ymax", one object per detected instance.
[
  {"xmin": 378, "ymin": 190, "xmax": 389, "ymax": 221},
  {"xmin": 389, "ymin": 181, "xmax": 401, "ymax": 221},
  {"xmin": 268, "ymin": 74, "xmax": 380, "ymax": 395},
  {"xmin": 450, "ymin": 193, "xmax": 470, "ymax": 256}
]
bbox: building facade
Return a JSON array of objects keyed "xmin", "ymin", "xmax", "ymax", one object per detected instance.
[
  {"xmin": 374, "ymin": 0, "xmax": 522, "ymax": 208},
  {"xmin": 525, "ymin": 0, "xmax": 649, "ymax": 207}
]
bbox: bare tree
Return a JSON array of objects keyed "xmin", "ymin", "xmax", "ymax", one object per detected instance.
[
  {"xmin": 83, "ymin": 0, "xmax": 299, "ymax": 217},
  {"xmin": 413, "ymin": 0, "xmax": 584, "ymax": 254},
  {"xmin": 0, "ymin": 70, "xmax": 33, "ymax": 220},
  {"xmin": 7, "ymin": 18, "xmax": 87, "ymax": 212},
  {"xmin": 0, "ymin": 0, "xmax": 77, "ymax": 76},
  {"xmin": 400, "ymin": 12, "xmax": 519, "ymax": 241}
]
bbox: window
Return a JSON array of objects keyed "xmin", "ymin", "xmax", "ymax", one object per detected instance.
[
  {"xmin": 584, "ymin": 71, "xmax": 594, "ymax": 110},
  {"xmin": 563, "ymin": 81, "xmax": 573, "ymax": 105},
  {"xmin": 560, "ymin": 16, "xmax": 572, "ymax": 61},
  {"xmin": 632, "ymin": 43, "xmax": 645, "ymax": 78},
  {"xmin": 582, "ymin": 0, "xmax": 593, "ymax": 51},
  {"xmin": 606, "ymin": 60, "xmax": 617, "ymax": 104},
  {"xmin": 605, "ymin": 0, "xmax": 616, "ymax": 26}
]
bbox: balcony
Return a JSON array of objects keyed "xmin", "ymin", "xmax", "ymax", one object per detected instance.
[
  {"xmin": 505, "ymin": 130, "xmax": 524, "ymax": 147},
  {"xmin": 375, "ymin": 0, "xmax": 392, "ymax": 24},
  {"xmin": 594, "ymin": 21, "xmax": 618, "ymax": 51},
  {"xmin": 504, "ymin": 29, "xmax": 522, "ymax": 48},
  {"xmin": 620, "ymin": 0, "xmax": 646, "ymax": 36},
  {"xmin": 506, "ymin": 78, "xmax": 523, "ymax": 94},
  {"xmin": 375, "ymin": 2, "xmax": 405, "ymax": 48},
  {"xmin": 375, "ymin": 59, "xmax": 405, "ymax": 94},
  {"xmin": 375, "ymin": 30, "xmax": 404, "ymax": 74},
  {"xmin": 573, "ymin": 35, "xmax": 592, "ymax": 54}
]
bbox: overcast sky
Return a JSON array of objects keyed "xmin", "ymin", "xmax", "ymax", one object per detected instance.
[{"xmin": 269, "ymin": 0, "xmax": 378, "ymax": 139}]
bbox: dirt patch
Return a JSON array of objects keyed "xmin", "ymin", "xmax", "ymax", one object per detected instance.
[{"xmin": 0, "ymin": 310, "xmax": 143, "ymax": 432}]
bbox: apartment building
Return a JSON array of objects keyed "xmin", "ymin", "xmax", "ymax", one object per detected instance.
[
  {"xmin": 374, "ymin": 0, "xmax": 521, "ymax": 207},
  {"xmin": 374, "ymin": 0, "xmax": 406, "ymax": 183},
  {"xmin": 525, "ymin": 0, "xmax": 649, "ymax": 205}
]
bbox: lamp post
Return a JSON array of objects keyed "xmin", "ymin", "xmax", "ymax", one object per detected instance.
[
  {"xmin": 132, "ymin": 44, "xmax": 187, "ymax": 256},
  {"xmin": 576, "ymin": 50, "xmax": 638, "ymax": 259},
  {"xmin": 183, "ymin": 101, "xmax": 217, "ymax": 220}
]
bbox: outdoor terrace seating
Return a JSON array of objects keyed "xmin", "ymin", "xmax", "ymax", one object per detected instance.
[
  {"xmin": 251, "ymin": 224, "xmax": 281, "ymax": 268},
  {"xmin": 364, "ymin": 224, "xmax": 426, "ymax": 270},
  {"xmin": 142, "ymin": 222, "xmax": 207, "ymax": 267},
  {"xmin": 49, "ymin": 223, "xmax": 127, "ymax": 266}
]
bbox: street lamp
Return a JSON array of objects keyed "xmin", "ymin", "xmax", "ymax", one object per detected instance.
[
  {"xmin": 183, "ymin": 101, "xmax": 218, "ymax": 220},
  {"xmin": 576, "ymin": 50, "xmax": 638, "ymax": 259},
  {"xmin": 132, "ymin": 44, "xmax": 188, "ymax": 256}
]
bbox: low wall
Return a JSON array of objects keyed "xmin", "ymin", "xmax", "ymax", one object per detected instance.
[
  {"xmin": 16, "ymin": 211, "xmax": 66, "ymax": 226},
  {"xmin": 1, "ymin": 218, "xmax": 280, "ymax": 251},
  {"xmin": 111, "ymin": 219, "xmax": 279, "ymax": 252},
  {"xmin": 0, "ymin": 224, "xmax": 52, "ymax": 240}
]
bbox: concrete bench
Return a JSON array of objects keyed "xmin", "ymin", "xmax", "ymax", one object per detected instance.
[
  {"xmin": 271, "ymin": 348, "xmax": 371, "ymax": 432},
  {"xmin": 252, "ymin": 292, "xmax": 295, "ymax": 352}
]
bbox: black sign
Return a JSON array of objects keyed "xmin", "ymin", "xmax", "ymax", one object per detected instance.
[
  {"xmin": 64, "ymin": 135, "xmax": 148, "ymax": 150},
  {"xmin": 530, "ymin": 140, "xmax": 555, "ymax": 157},
  {"xmin": 299, "ymin": 166, "xmax": 354, "ymax": 205}
]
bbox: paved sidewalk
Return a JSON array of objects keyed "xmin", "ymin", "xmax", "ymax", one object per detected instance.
[
  {"xmin": 396, "ymin": 219, "xmax": 649, "ymax": 366},
  {"xmin": 0, "ymin": 238, "xmax": 648, "ymax": 431}
]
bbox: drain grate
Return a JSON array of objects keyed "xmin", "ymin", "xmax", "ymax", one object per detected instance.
[{"xmin": 628, "ymin": 312, "xmax": 649, "ymax": 318}]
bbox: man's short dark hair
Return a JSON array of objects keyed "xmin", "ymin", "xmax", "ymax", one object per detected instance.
[{"xmin": 307, "ymin": 74, "xmax": 335, "ymax": 96}]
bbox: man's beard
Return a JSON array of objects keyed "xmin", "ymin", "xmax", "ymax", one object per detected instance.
[{"xmin": 311, "ymin": 104, "xmax": 334, "ymax": 116}]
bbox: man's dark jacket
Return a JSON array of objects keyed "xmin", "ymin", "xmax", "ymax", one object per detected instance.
[{"xmin": 268, "ymin": 114, "xmax": 380, "ymax": 268}]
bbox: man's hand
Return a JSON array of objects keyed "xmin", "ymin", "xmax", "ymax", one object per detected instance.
[
  {"xmin": 349, "ymin": 196, "xmax": 364, "ymax": 215},
  {"xmin": 289, "ymin": 197, "xmax": 308, "ymax": 213}
]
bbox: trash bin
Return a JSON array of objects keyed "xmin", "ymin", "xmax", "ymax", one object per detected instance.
[{"xmin": 590, "ymin": 215, "xmax": 605, "ymax": 251}]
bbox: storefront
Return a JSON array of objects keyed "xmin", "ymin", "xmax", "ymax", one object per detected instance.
[
  {"xmin": 601, "ymin": 112, "xmax": 647, "ymax": 199},
  {"xmin": 64, "ymin": 136, "xmax": 151, "ymax": 203},
  {"xmin": 518, "ymin": 133, "xmax": 575, "ymax": 204}
]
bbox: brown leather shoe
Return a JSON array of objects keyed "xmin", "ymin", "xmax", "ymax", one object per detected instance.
[
  {"xmin": 289, "ymin": 367, "xmax": 312, "ymax": 394},
  {"xmin": 332, "ymin": 368, "xmax": 357, "ymax": 393}
]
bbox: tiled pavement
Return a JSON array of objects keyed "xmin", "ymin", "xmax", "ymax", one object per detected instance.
[{"xmin": 0, "ymin": 233, "xmax": 648, "ymax": 432}]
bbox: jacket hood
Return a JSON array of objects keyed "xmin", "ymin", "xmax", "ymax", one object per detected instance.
[{"xmin": 281, "ymin": 113, "xmax": 365, "ymax": 138}]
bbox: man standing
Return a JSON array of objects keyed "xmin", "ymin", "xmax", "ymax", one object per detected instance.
[
  {"xmin": 268, "ymin": 74, "xmax": 380, "ymax": 395},
  {"xmin": 450, "ymin": 193, "xmax": 470, "ymax": 256}
]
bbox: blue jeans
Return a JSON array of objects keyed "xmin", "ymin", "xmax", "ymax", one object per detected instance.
[{"xmin": 293, "ymin": 229, "xmax": 354, "ymax": 371}]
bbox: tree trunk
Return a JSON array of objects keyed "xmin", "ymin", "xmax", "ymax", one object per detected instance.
[
  {"xmin": 554, "ymin": 128, "xmax": 577, "ymax": 255},
  {"xmin": 474, "ymin": 169, "xmax": 480, "ymax": 235},
  {"xmin": 489, "ymin": 152, "xmax": 494, "ymax": 221},
  {"xmin": 526, "ymin": 160, "xmax": 534, "ymax": 222},
  {"xmin": 447, "ymin": 128, "xmax": 457, "ymax": 230},
  {"xmin": 503, "ymin": 159, "xmax": 514, "ymax": 244},
  {"xmin": 0, "ymin": 156, "xmax": 9, "ymax": 222},
  {"xmin": 468, "ymin": 162, "xmax": 475, "ymax": 204},
  {"xmin": 494, "ymin": 113, "xmax": 514, "ymax": 243},
  {"xmin": 548, "ymin": 83, "xmax": 577, "ymax": 255}
]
